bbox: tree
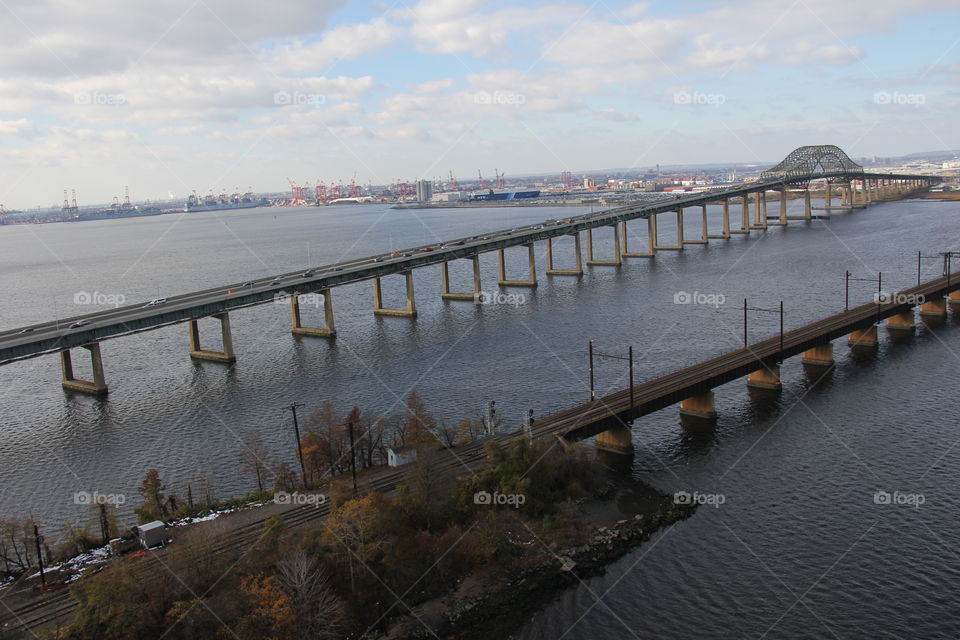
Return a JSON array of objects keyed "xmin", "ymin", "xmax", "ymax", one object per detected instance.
[
  {"xmin": 404, "ymin": 390, "xmax": 436, "ymax": 450},
  {"xmin": 136, "ymin": 469, "xmax": 167, "ymax": 523},
  {"xmin": 0, "ymin": 518, "xmax": 36, "ymax": 574},
  {"xmin": 234, "ymin": 574, "xmax": 294, "ymax": 640},
  {"xmin": 276, "ymin": 548, "xmax": 344, "ymax": 640},
  {"xmin": 239, "ymin": 431, "xmax": 273, "ymax": 493}
]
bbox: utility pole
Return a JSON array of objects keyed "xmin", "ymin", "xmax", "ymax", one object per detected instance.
[
  {"xmin": 347, "ymin": 414, "xmax": 358, "ymax": 495},
  {"xmin": 285, "ymin": 403, "xmax": 306, "ymax": 488},
  {"xmin": 33, "ymin": 523, "xmax": 45, "ymax": 591}
]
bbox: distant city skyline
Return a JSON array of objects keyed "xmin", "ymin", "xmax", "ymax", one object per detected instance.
[{"xmin": 0, "ymin": 0, "xmax": 958, "ymax": 209}]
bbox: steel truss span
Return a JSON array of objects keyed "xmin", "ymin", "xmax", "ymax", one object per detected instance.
[{"xmin": 760, "ymin": 145, "xmax": 865, "ymax": 184}]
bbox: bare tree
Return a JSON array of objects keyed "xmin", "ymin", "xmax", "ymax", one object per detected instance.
[
  {"xmin": 276, "ymin": 548, "xmax": 344, "ymax": 640},
  {"xmin": 239, "ymin": 431, "xmax": 273, "ymax": 492}
]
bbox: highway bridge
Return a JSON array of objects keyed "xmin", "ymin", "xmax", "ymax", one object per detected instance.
[{"xmin": 0, "ymin": 145, "xmax": 939, "ymax": 395}]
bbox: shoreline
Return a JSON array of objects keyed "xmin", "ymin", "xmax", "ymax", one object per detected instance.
[{"xmin": 378, "ymin": 485, "xmax": 696, "ymax": 640}]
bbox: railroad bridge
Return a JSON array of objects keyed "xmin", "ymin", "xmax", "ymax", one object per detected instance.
[{"xmin": 0, "ymin": 145, "xmax": 939, "ymax": 396}]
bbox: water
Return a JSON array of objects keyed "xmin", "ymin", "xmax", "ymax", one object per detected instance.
[{"xmin": 1, "ymin": 198, "xmax": 958, "ymax": 637}]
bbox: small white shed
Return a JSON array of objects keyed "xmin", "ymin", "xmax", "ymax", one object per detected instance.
[
  {"xmin": 387, "ymin": 447, "xmax": 417, "ymax": 467},
  {"xmin": 138, "ymin": 521, "xmax": 167, "ymax": 549}
]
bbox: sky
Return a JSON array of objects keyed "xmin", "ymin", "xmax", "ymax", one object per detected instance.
[{"xmin": 0, "ymin": 0, "xmax": 958, "ymax": 208}]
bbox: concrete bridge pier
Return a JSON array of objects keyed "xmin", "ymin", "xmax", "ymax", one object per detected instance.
[
  {"xmin": 189, "ymin": 312, "xmax": 237, "ymax": 363},
  {"xmin": 730, "ymin": 196, "xmax": 750, "ymax": 234},
  {"xmin": 788, "ymin": 189, "xmax": 812, "ymax": 220},
  {"xmin": 290, "ymin": 290, "xmax": 335, "ymax": 337},
  {"xmin": 374, "ymin": 272, "xmax": 417, "ymax": 317},
  {"xmin": 750, "ymin": 191, "xmax": 768, "ymax": 229},
  {"xmin": 499, "ymin": 244, "xmax": 538, "ymax": 285},
  {"xmin": 708, "ymin": 199, "xmax": 731, "ymax": 239},
  {"xmin": 60, "ymin": 343, "xmax": 108, "ymax": 396},
  {"xmin": 621, "ymin": 219, "xmax": 655, "ymax": 257},
  {"xmin": 747, "ymin": 365, "xmax": 781, "ymax": 391},
  {"xmin": 801, "ymin": 343, "xmax": 834, "ymax": 367},
  {"xmin": 653, "ymin": 211, "xmax": 684, "ymax": 250},
  {"xmin": 586, "ymin": 225, "xmax": 622, "ymax": 265},
  {"xmin": 679, "ymin": 391, "xmax": 717, "ymax": 420},
  {"xmin": 683, "ymin": 205, "xmax": 709, "ymax": 244},
  {"xmin": 848, "ymin": 324, "xmax": 878, "ymax": 348},
  {"xmin": 886, "ymin": 310, "xmax": 915, "ymax": 332},
  {"xmin": 920, "ymin": 296, "xmax": 947, "ymax": 319},
  {"xmin": 546, "ymin": 234, "xmax": 584, "ymax": 275},
  {"xmin": 767, "ymin": 188, "xmax": 788, "ymax": 225},
  {"xmin": 441, "ymin": 256, "xmax": 482, "ymax": 300},
  {"xmin": 595, "ymin": 425, "xmax": 634, "ymax": 455}
]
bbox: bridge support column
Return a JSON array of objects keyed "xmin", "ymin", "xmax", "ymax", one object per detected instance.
[
  {"xmin": 291, "ymin": 290, "xmax": 336, "ymax": 337},
  {"xmin": 886, "ymin": 310, "xmax": 915, "ymax": 332},
  {"xmin": 683, "ymin": 205, "xmax": 708, "ymax": 244},
  {"xmin": 653, "ymin": 211, "xmax": 683, "ymax": 249},
  {"xmin": 374, "ymin": 272, "xmax": 417, "ymax": 317},
  {"xmin": 751, "ymin": 192, "xmax": 767, "ymax": 229},
  {"xmin": 60, "ymin": 343, "xmax": 109, "ymax": 396},
  {"xmin": 801, "ymin": 343, "xmax": 834, "ymax": 367},
  {"xmin": 848, "ymin": 325, "xmax": 878, "ymax": 348},
  {"xmin": 920, "ymin": 296, "xmax": 947, "ymax": 318},
  {"xmin": 730, "ymin": 196, "xmax": 750, "ymax": 234},
  {"xmin": 679, "ymin": 391, "xmax": 717, "ymax": 419},
  {"xmin": 586, "ymin": 225, "xmax": 622, "ymax": 265},
  {"xmin": 595, "ymin": 426, "xmax": 633, "ymax": 455},
  {"xmin": 546, "ymin": 234, "xmax": 584, "ymax": 275},
  {"xmin": 707, "ymin": 199, "xmax": 731, "ymax": 238},
  {"xmin": 824, "ymin": 182, "xmax": 832, "ymax": 209},
  {"xmin": 747, "ymin": 365, "xmax": 781, "ymax": 391},
  {"xmin": 801, "ymin": 190, "xmax": 811, "ymax": 220},
  {"xmin": 189, "ymin": 312, "xmax": 236, "ymax": 363},
  {"xmin": 621, "ymin": 219, "xmax": 654, "ymax": 257},
  {"xmin": 441, "ymin": 256, "xmax": 481, "ymax": 300},
  {"xmin": 498, "ymin": 244, "xmax": 538, "ymax": 285},
  {"xmin": 769, "ymin": 188, "xmax": 788, "ymax": 225}
]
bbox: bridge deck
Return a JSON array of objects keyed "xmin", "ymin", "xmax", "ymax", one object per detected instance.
[
  {"xmin": 528, "ymin": 275, "xmax": 958, "ymax": 443},
  {"xmin": 0, "ymin": 171, "xmax": 935, "ymax": 364}
]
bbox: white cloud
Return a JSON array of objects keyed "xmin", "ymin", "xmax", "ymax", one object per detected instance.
[
  {"xmin": 0, "ymin": 118, "xmax": 38, "ymax": 137},
  {"xmin": 268, "ymin": 17, "xmax": 400, "ymax": 73}
]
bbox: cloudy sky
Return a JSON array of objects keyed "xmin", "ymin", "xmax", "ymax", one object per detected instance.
[{"xmin": 0, "ymin": 0, "xmax": 957, "ymax": 208}]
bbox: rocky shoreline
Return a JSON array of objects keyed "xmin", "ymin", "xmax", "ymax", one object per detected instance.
[{"xmin": 379, "ymin": 493, "xmax": 696, "ymax": 640}]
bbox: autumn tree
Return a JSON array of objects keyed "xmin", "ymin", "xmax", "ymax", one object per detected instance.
[
  {"xmin": 136, "ymin": 469, "xmax": 167, "ymax": 523},
  {"xmin": 239, "ymin": 431, "xmax": 273, "ymax": 492},
  {"xmin": 404, "ymin": 390, "xmax": 436, "ymax": 450},
  {"xmin": 234, "ymin": 574, "xmax": 294, "ymax": 640}
]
